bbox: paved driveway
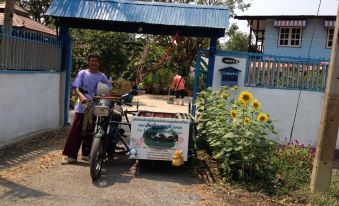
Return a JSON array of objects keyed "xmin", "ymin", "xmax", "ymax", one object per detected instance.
[{"xmin": 0, "ymin": 95, "xmax": 220, "ymax": 206}]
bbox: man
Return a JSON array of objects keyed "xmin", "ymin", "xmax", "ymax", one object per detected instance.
[
  {"xmin": 170, "ymin": 74, "xmax": 186, "ymax": 106},
  {"xmin": 61, "ymin": 53, "xmax": 111, "ymax": 164}
]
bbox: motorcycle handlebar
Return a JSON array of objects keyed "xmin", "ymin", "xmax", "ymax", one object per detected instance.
[
  {"xmin": 93, "ymin": 96, "xmax": 121, "ymax": 100},
  {"xmin": 92, "ymin": 96, "xmax": 133, "ymax": 107}
]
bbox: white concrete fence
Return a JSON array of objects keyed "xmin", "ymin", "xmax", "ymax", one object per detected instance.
[
  {"xmin": 0, "ymin": 29, "xmax": 64, "ymax": 148},
  {"xmin": 212, "ymin": 55, "xmax": 339, "ymax": 149},
  {"xmin": 0, "ymin": 72, "xmax": 64, "ymax": 147}
]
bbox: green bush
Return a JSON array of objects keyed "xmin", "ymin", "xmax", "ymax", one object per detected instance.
[
  {"xmin": 196, "ymin": 87, "xmax": 278, "ymax": 190},
  {"xmin": 185, "ymin": 76, "xmax": 194, "ymax": 91},
  {"xmin": 143, "ymin": 73, "xmax": 155, "ymax": 90},
  {"xmin": 153, "ymin": 68, "xmax": 173, "ymax": 89},
  {"xmin": 274, "ymin": 142, "xmax": 313, "ymax": 191},
  {"xmin": 111, "ymin": 78, "xmax": 131, "ymax": 96}
]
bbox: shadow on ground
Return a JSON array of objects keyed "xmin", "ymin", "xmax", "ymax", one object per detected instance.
[
  {"xmin": 91, "ymin": 155, "xmax": 135, "ymax": 188},
  {"xmin": 133, "ymin": 157, "xmax": 215, "ymax": 184},
  {"xmin": 0, "ymin": 128, "xmax": 67, "ymax": 170},
  {"xmin": 0, "ymin": 177, "xmax": 49, "ymax": 200},
  {"xmin": 87, "ymin": 153, "xmax": 215, "ymax": 189}
]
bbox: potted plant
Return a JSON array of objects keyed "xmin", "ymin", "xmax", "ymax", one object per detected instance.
[
  {"xmin": 143, "ymin": 73, "xmax": 154, "ymax": 94},
  {"xmin": 185, "ymin": 76, "xmax": 194, "ymax": 97}
]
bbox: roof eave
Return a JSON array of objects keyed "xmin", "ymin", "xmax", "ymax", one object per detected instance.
[
  {"xmin": 235, "ymin": 15, "xmax": 336, "ymax": 20},
  {"xmin": 54, "ymin": 17, "xmax": 226, "ymax": 38}
]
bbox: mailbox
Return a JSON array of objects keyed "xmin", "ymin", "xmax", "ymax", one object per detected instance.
[{"xmin": 219, "ymin": 67, "xmax": 241, "ymax": 87}]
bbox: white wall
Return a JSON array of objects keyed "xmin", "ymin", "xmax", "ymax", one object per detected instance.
[
  {"xmin": 0, "ymin": 72, "xmax": 62, "ymax": 147},
  {"xmin": 212, "ymin": 55, "xmax": 339, "ymax": 148}
]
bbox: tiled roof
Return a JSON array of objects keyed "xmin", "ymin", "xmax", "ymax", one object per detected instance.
[
  {"xmin": 0, "ymin": 3, "xmax": 56, "ymax": 36},
  {"xmin": 0, "ymin": 2, "xmax": 30, "ymax": 17}
]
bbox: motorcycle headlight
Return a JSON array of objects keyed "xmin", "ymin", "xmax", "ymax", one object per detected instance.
[
  {"xmin": 93, "ymin": 105, "xmax": 110, "ymax": 116},
  {"xmin": 128, "ymin": 148, "xmax": 137, "ymax": 160},
  {"xmin": 129, "ymin": 148, "xmax": 137, "ymax": 155}
]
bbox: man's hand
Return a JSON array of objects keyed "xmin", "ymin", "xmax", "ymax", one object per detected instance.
[
  {"xmin": 80, "ymin": 96, "xmax": 88, "ymax": 104},
  {"xmin": 75, "ymin": 88, "xmax": 88, "ymax": 104}
]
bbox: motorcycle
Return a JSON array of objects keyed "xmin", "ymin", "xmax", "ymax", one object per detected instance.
[{"xmin": 88, "ymin": 83, "xmax": 136, "ymax": 180}]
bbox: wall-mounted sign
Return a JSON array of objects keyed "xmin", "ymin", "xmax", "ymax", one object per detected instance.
[{"xmin": 222, "ymin": 57, "xmax": 239, "ymax": 64}]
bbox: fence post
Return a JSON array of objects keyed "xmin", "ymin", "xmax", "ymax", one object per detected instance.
[{"xmin": 60, "ymin": 26, "xmax": 72, "ymax": 126}]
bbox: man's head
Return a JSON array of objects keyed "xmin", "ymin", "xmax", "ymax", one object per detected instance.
[{"xmin": 87, "ymin": 53, "xmax": 101, "ymax": 71}]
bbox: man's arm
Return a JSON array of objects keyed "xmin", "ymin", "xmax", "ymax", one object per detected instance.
[
  {"xmin": 72, "ymin": 70, "xmax": 87, "ymax": 103},
  {"xmin": 74, "ymin": 88, "xmax": 87, "ymax": 103}
]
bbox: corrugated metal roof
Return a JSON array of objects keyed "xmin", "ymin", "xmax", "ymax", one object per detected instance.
[{"xmin": 46, "ymin": 0, "xmax": 228, "ymax": 29}]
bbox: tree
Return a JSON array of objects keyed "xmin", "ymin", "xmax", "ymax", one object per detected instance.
[
  {"xmin": 71, "ymin": 29, "xmax": 135, "ymax": 79},
  {"xmin": 19, "ymin": 0, "xmax": 52, "ymax": 25},
  {"xmin": 222, "ymin": 23, "xmax": 248, "ymax": 52},
  {"xmin": 139, "ymin": 0, "xmax": 251, "ymax": 80},
  {"xmin": 223, "ymin": 32, "xmax": 248, "ymax": 52}
]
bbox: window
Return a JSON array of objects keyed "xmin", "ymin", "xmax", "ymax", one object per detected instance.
[
  {"xmin": 278, "ymin": 27, "xmax": 302, "ymax": 47},
  {"xmin": 326, "ymin": 28, "xmax": 334, "ymax": 48}
]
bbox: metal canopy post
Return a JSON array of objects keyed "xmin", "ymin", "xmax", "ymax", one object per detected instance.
[
  {"xmin": 206, "ymin": 37, "xmax": 217, "ymax": 87},
  {"xmin": 60, "ymin": 26, "xmax": 72, "ymax": 126},
  {"xmin": 192, "ymin": 49, "xmax": 201, "ymax": 116}
]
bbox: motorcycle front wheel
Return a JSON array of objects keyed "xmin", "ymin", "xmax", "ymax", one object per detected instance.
[{"xmin": 90, "ymin": 137, "xmax": 104, "ymax": 181}]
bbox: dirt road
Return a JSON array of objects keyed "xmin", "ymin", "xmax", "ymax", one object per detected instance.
[{"xmin": 0, "ymin": 95, "xmax": 278, "ymax": 206}]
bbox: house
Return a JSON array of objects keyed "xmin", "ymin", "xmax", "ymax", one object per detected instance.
[
  {"xmin": 234, "ymin": 15, "xmax": 335, "ymax": 59},
  {"xmin": 234, "ymin": 0, "xmax": 337, "ymax": 60},
  {"xmin": 0, "ymin": 2, "xmax": 56, "ymax": 36},
  {"xmin": 203, "ymin": 1, "xmax": 339, "ymax": 149}
]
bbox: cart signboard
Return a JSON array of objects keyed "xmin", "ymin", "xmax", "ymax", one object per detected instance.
[{"xmin": 130, "ymin": 113, "xmax": 190, "ymax": 161}]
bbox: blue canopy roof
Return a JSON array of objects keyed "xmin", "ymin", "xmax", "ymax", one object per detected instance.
[{"xmin": 46, "ymin": 0, "xmax": 229, "ymax": 37}]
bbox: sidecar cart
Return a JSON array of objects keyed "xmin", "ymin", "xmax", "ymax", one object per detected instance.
[{"xmin": 128, "ymin": 111, "xmax": 196, "ymax": 166}]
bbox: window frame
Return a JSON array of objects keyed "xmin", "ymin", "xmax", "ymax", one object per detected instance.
[
  {"xmin": 326, "ymin": 27, "xmax": 334, "ymax": 49},
  {"xmin": 278, "ymin": 27, "xmax": 302, "ymax": 48}
]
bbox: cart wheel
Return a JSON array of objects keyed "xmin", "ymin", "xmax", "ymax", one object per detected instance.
[{"xmin": 90, "ymin": 138, "xmax": 104, "ymax": 181}]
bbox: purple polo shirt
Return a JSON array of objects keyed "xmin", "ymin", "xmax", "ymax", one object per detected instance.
[{"xmin": 72, "ymin": 69, "xmax": 112, "ymax": 113}]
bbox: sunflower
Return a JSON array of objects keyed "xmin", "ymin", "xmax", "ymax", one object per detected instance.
[
  {"xmin": 252, "ymin": 99, "xmax": 261, "ymax": 110},
  {"xmin": 257, "ymin": 113, "xmax": 268, "ymax": 123},
  {"xmin": 230, "ymin": 110, "xmax": 237, "ymax": 118},
  {"xmin": 238, "ymin": 91, "xmax": 254, "ymax": 105},
  {"xmin": 220, "ymin": 93, "xmax": 228, "ymax": 100},
  {"xmin": 239, "ymin": 100, "xmax": 245, "ymax": 107},
  {"xmin": 244, "ymin": 117, "xmax": 251, "ymax": 124}
]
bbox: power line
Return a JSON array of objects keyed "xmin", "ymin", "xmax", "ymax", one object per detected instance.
[{"xmin": 289, "ymin": 0, "xmax": 323, "ymax": 143}]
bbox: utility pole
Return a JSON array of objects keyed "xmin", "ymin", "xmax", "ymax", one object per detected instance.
[
  {"xmin": 310, "ymin": 3, "xmax": 339, "ymax": 193},
  {"xmin": 3, "ymin": 0, "xmax": 16, "ymax": 33}
]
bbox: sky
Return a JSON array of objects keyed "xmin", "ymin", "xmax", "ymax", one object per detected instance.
[{"xmin": 230, "ymin": 0, "xmax": 338, "ymax": 34}]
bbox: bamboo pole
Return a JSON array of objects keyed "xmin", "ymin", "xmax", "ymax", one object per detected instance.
[{"xmin": 310, "ymin": 3, "xmax": 339, "ymax": 193}]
